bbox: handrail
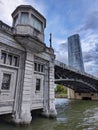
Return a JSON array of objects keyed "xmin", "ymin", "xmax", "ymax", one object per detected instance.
[{"xmin": 0, "ymin": 20, "xmax": 13, "ymax": 34}]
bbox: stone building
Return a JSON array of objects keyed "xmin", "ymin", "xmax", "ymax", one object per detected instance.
[{"xmin": 0, "ymin": 5, "xmax": 57, "ymax": 124}]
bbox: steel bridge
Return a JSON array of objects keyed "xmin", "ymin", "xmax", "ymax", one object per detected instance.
[{"xmin": 54, "ymin": 60, "xmax": 98, "ymax": 93}]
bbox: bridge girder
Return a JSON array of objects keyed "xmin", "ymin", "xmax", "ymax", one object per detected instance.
[
  {"xmin": 55, "ymin": 78, "xmax": 97, "ymax": 93},
  {"xmin": 54, "ymin": 61, "xmax": 98, "ymax": 93}
]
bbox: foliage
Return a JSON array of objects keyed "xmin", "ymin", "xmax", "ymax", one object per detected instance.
[{"xmin": 55, "ymin": 84, "xmax": 67, "ymax": 94}]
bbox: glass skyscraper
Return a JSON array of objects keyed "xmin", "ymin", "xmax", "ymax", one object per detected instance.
[{"xmin": 68, "ymin": 34, "xmax": 84, "ymax": 72}]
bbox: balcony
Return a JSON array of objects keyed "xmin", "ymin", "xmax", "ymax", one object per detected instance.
[
  {"xmin": 12, "ymin": 5, "xmax": 46, "ymax": 53},
  {"xmin": 13, "ymin": 24, "xmax": 44, "ymax": 42},
  {"xmin": 14, "ymin": 25, "xmax": 46, "ymax": 53}
]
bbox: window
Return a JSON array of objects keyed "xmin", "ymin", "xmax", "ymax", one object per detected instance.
[
  {"xmin": 36, "ymin": 79, "xmax": 40, "ymax": 91},
  {"xmin": 20, "ymin": 12, "xmax": 29, "ymax": 24},
  {"xmin": 8, "ymin": 54, "xmax": 12, "ymax": 65},
  {"xmin": 1, "ymin": 51, "xmax": 19, "ymax": 67},
  {"xmin": 41, "ymin": 65, "xmax": 44, "ymax": 72},
  {"xmin": 13, "ymin": 15, "xmax": 18, "ymax": 26},
  {"xmin": 13, "ymin": 56, "xmax": 18, "ymax": 66},
  {"xmin": 34, "ymin": 63, "xmax": 37, "ymax": 71},
  {"xmin": 1, "ymin": 73, "xmax": 11, "ymax": 90},
  {"xmin": 38, "ymin": 64, "xmax": 40, "ymax": 72},
  {"xmin": 1, "ymin": 52, "xmax": 6, "ymax": 64},
  {"xmin": 31, "ymin": 14, "xmax": 43, "ymax": 32},
  {"xmin": 34, "ymin": 62, "xmax": 44, "ymax": 73}
]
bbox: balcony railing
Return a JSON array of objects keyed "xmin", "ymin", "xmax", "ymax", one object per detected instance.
[{"xmin": 0, "ymin": 21, "xmax": 13, "ymax": 35}]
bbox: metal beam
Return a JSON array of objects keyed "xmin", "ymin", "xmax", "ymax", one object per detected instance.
[{"xmin": 55, "ymin": 78, "xmax": 97, "ymax": 92}]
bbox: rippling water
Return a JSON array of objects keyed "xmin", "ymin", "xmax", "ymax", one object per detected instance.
[{"xmin": 0, "ymin": 98, "xmax": 98, "ymax": 130}]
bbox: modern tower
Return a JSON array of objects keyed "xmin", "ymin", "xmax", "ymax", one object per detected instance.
[{"xmin": 68, "ymin": 34, "xmax": 84, "ymax": 72}]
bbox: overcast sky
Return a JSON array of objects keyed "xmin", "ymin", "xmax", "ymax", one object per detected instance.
[{"xmin": 0, "ymin": 0, "xmax": 98, "ymax": 77}]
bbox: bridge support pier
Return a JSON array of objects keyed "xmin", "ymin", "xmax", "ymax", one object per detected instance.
[
  {"xmin": 48, "ymin": 61, "xmax": 57, "ymax": 118},
  {"xmin": 42, "ymin": 61, "xmax": 57, "ymax": 118},
  {"xmin": 42, "ymin": 100, "xmax": 57, "ymax": 119},
  {"xmin": 42, "ymin": 103, "xmax": 57, "ymax": 118},
  {"xmin": 68, "ymin": 88, "xmax": 98, "ymax": 100},
  {"xmin": 49, "ymin": 100, "xmax": 57, "ymax": 118},
  {"xmin": 12, "ymin": 110, "xmax": 32, "ymax": 125}
]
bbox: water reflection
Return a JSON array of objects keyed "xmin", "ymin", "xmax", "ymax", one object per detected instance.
[{"xmin": 0, "ymin": 98, "xmax": 98, "ymax": 130}]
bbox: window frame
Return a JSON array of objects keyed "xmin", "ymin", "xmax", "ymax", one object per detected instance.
[
  {"xmin": 34, "ymin": 62, "xmax": 44, "ymax": 73},
  {"xmin": 20, "ymin": 12, "xmax": 29, "ymax": 25},
  {"xmin": 35, "ymin": 78, "xmax": 41, "ymax": 92},
  {"xmin": 1, "ymin": 73, "xmax": 11, "ymax": 90},
  {"xmin": 0, "ymin": 51, "xmax": 19, "ymax": 67},
  {"xmin": 13, "ymin": 14, "xmax": 18, "ymax": 26},
  {"xmin": 30, "ymin": 14, "xmax": 43, "ymax": 32}
]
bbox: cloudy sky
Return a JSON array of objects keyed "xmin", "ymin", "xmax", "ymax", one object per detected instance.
[{"xmin": 0, "ymin": 0, "xmax": 98, "ymax": 77}]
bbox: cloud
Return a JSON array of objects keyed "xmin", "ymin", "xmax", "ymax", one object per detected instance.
[
  {"xmin": 0, "ymin": 0, "xmax": 47, "ymax": 26},
  {"xmin": 55, "ymin": 50, "xmax": 68, "ymax": 64},
  {"xmin": 0, "ymin": 0, "xmax": 3, "ymax": 4},
  {"xmin": 81, "ymin": 32, "xmax": 98, "ymax": 53},
  {"xmin": 78, "ymin": 11, "xmax": 98, "ymax": 32},
  {"xmin": 95, "ymin": 43, "xmax": 98, "ymax": 52},
  {"xmin": 59, "ymin": 42, "xmax": 68, "ymax": 52},
  {"xmin": 83, "ymin": 49, "xmax": 98, "ymax": 63},
  {"xmin": 30, "ymin": 1, "xmax": 47, "ymax": 17},
  {"xmin": 82, "ymin": 34, "xmax": 98, "ymax": 77},
  {"xmin": 0, "ymin": 0, "xmax": 27, "ymax": 25},
  {"xmin": 85, "ymin": 62, "xmax": 98, "ymax": 77},
  {"xmin": 53, "ymin": 38, "xmax": 68, "ymax": 63}
]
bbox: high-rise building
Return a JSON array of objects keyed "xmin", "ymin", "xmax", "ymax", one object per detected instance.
[{"xmin": 68, "ymin": 34, "xmax": 84, "ymax": 72}]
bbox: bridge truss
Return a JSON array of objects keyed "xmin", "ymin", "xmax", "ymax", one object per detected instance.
[{"xmin": 54, "ymin": 61, "xmax": 98, "ymax": 93}]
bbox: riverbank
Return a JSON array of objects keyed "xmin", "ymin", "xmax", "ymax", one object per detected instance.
[{"xmin": 55, "ymin": 93, "xmax": 67, "ymax": 98}]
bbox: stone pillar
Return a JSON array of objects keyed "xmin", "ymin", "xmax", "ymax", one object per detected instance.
[
  {"xmin": 48, "ymin": 61, "xmax": 57, "ymax": 118},
  {"xmin": 42, "ymin": 58, "xmax": 57, "ymax": 118},
  {"xmin": 42, "ymin": 62, "xmax": 50, "ymax": 117},
  {"xmin": 13, "ymin": 50, "xmax": 33, "ymax": 124},
  {"xmin": 67, "ymin": 88, "xmax": 70, "ymax": 99},
  {"xmin": 20, "ymin": 50, "xmax": 34, "ymax": 124}
]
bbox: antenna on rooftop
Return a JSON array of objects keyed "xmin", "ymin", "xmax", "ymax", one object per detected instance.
[{"xmin": 49, "ymin": 33, "xmax": 52, "ymax": 48}]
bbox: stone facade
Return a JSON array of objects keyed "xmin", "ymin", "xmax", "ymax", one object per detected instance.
[{"xmin": 0, "ymin": 5, "xmax": 57, "ymax": 124}]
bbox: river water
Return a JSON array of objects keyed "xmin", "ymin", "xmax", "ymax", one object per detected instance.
[{"xmin": 0, "ymin": 98, "xmax": 98, "ymax": 130}]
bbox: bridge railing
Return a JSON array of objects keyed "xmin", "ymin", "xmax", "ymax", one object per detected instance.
[
  {"xmin": 54, "ymin": 60, "xmax": 98, "ymax": 81},
  {"xmin": 55, "ymin": 60, "xmax": 83, "ymax": 73}
]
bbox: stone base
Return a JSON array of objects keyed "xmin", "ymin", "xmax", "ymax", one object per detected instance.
[
  {"xmin": 49, "ymin": 108, "xmax": 57, "ymax": 118},
  {"xmin": 41, "ymin": 108, "xmax": 57, "ymax": 118},
  {"xmin": 41, "ymin": 109, "xmax": 49, "ymax": 118},
  {"xmin": 12, "ymin": 111, "xmax": 32, "ymax": 125}
]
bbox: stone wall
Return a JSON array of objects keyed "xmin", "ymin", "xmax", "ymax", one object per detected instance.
[{"xmin": 68, "ymin": 88, "xmax": 98, "ymax": 100}]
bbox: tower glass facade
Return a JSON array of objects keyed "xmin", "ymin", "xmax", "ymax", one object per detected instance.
[{"xmin": 68, "ymin": 34, "xmax": 84, "ymax": 72}]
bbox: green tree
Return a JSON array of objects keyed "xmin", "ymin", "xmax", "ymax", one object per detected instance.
[{"xmin": 55, "ymin": 84, "xmax": 67, "ymax": 94}]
